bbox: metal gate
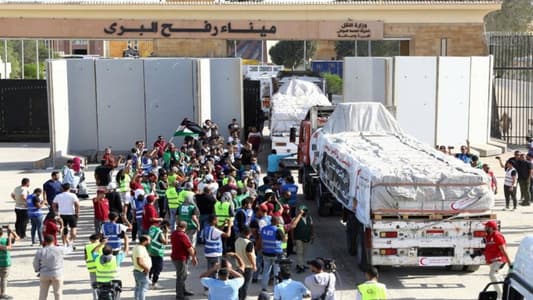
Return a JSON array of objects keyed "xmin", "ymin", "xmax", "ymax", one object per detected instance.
[
  {"xmin": 487, "ymin": 32, "xmax": 533, "ymax": 146},
  {"xmin": 243, "ymin": 79, "xmax": 262, "ymax": 139},
  {"xmin": 0, "ymin": 80, "xmax": 49, "ymax": 142}
]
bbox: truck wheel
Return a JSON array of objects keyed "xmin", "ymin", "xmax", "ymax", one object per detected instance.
[
  {"xmin": 316, "ymin": 183, "xmax": 331, "ymax": 217},
  {"xmin": 463, "ymin": 265, "xmax": 480, "ymax": 272}
]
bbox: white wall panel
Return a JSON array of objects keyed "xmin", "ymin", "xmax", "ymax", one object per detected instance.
[
  {"xmin": 468, "ymin": 56, "xmax": 492, "ymax": 145},
  {"xmin": 47, "ymin": 60, "xmax": 70, "ymax": 163},
  {"xmin": 66, "ymin": 59, "xmax": 98, "ymax": 153},
  {"xmin": 210, "ymin": 58, "xmax": 242, "ymax": 139},
  {"xmin": 95, "ymin": 59, "xmax": 145, "ymax": 152},
  {"xmin": 343, "ymin": 57, "xmax": 392, "ymax": 105},
  {"xmin": 144, "ymin": 58, "xmax": 195, "ymax": 145},
  {"xmin": 436, "ymin": 57, "xmax": 471, "ymax": 147},
  {"xmin": 394, "ymin": 57, "xmax": 437, "ymax": 146}
]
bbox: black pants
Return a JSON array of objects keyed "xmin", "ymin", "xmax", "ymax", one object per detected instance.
[
  {"xmin": 15, "ymin": 208, "xmax": 29, "ymax": 238},
  {"xmin": 504, "ymin": 185, "xmax": 517, "ymax": 208},
  {"xmin": 149, "ymin": 255, "xmax": 164, "ymax": 284},
  {"xmin": 157, "ymin": 196, "xmax": 168, "ymax": 220},
  {"xmin": 239, "ymin": 267, "xmax": 253, "ymax": 300}
]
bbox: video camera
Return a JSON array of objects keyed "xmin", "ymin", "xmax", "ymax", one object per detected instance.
[
  {"xmin": 276, "ymin": 257, "xmax": 293, "ymax": 273},
  {"xmin": 317, "ymin": 257, "xmax": 337, "ymax": 273}
]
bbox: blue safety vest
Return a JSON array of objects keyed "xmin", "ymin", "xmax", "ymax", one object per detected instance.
[
  {"xmin": 134, "ymin": 197, "xmax": 146, "ymax": 220},
  {"xmin": 27, "ymin": 195, "xmax": 42, "ymax": 218},
  {"xmin": 261, "ymin": 225, "xmax": 282, "ymax": 255},
  {"xmin": 101, "ymin": 222, "xmax": 122, "ymax": 252},
  {"xmin": 234, "ymin": 208, "xmax": 254, "ymax": 233},
  {"xmin": 204, "ymin": 226, "xmax": 223, "ymax": 256}
]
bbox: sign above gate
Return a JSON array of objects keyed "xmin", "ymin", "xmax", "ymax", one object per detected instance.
[{"xmin": 0, "ymin": 18, "xmax": 384, "ymax": 40}]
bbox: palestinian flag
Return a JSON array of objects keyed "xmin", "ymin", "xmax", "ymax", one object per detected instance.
[{"xmin": 174, "ymin": 118, "xmax": 203, "ymax": 137}]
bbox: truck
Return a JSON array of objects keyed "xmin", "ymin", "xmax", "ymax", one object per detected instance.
[
  {"xmin": 298, "ymin": 102, "xmax": 496, "ymax": 271},
  {"xmin": 270, "ymin": 78, "xmax": 331, "ymax": 155}
]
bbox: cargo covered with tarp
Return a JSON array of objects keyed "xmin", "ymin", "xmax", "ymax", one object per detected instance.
[
  {"xmin": 311, "ymin": 102, "xmax": 494, "ymax": 226},
  {"xmin": 270, "ymin": 79, "xmax": 331, "ymax": 134}
]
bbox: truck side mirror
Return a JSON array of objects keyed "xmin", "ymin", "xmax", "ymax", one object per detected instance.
[
  {"xmin": 289, "ymin": 127, "xmax": 296, "ymax": 143},
  {"xmin": 478, "ymin": 291, "xmax": 498, "ymax": 300}
]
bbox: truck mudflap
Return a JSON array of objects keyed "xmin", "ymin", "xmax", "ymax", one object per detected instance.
[{"xmin": 369, "ymin": 216, "xmax": 494, "ymax": 267}]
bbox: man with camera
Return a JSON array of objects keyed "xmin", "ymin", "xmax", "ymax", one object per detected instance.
[
  {"xmin": 304, "ymin": 259, "xmax": 336, "ymax": 300},
  {"xmin": 200, "ymin": 261, "xmax": 244, "ymax": 300}
]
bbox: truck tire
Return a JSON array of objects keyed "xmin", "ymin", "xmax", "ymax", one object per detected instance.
[
  {"xmin": 446, "ymin": 265, "xmax": 464, "ymax": 272},
  {"xmin": 463, "ymin": 265, "xmax": 480, "ymax": 272},
  {"xmin": 316, "ymin": 183, "xmax": 331, "ymax": 217}
]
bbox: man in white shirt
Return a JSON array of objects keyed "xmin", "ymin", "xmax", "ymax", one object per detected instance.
[
  {"xmin": 304, "ymin": 259, "xmax": 336, "ymax": 300},
  {"xmin": 274, "ymin": 270, "xmax": 310, "ymax": 300},
  {"xmin": 53, "ymin": 183, "xmax": 80, "ymax": 249},
  {"xmin": 132, "ymin": 235, "xmax": 151, "ymax": 300}
]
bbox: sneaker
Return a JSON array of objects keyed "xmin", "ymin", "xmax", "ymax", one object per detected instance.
[
  {"xmin": 0, "ymin": 295, "xmax": 13, "ymax": 299},
  {"xmin": 184, "ymin": 290, "xmax": 195, "ymax": 296},
  {"xmin": 519, "ymin": 202, "xmax": 531, "ymax": 206},
  {"xmin": 151, "ymin": 283, "xmax": 159, "ymax": 290},
  {"xmin": 261, "ymin": 288, "xmax": 268, "ymax": 293},
  {"xmin": 503, "ymin": 207, "xmax": 508, "ymax": 211}
]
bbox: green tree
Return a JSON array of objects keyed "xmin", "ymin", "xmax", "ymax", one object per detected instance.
[
  {"xmin": 322, "ymin": 72, "xmax": 343, "ymax": 95},
  {"xmin": 485, "ymin": 0, "xmax": 533, "ymax": 32},
  {"xmin": 0, "ymin": 40, "xmax": 53, "ymax": 78},
  {"xmin": 269, "ymin": 41, "xmax": 317, "ymax": 69}
]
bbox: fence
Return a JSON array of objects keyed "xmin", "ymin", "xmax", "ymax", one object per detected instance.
[{"xmin": 487, "ymin": 32, "xmax": 533, "ymax": 146}]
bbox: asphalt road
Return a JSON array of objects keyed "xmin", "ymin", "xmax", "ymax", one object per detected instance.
[{"xmin": 0, "ymin": 142, "xmax": 531, "ymax": 300}]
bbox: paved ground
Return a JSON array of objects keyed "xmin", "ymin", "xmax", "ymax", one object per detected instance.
[{"xmin": 0, "ymin": 142, "xmax": 532, "ymax": 300}]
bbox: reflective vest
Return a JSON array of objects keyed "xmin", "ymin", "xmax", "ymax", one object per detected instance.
[
  {"xmin": 233, "ymin": 208, "xmax": 253, "ymax": 233},
  {"xmin": 261, "ymin": 225, "xmax": 282, "ymax": 255},
  {"xmin": 278, "ymin": 225, "xmax": 287, "ymax": 250},
  {"xmin": 357, "ymin": 282, "xmax": 387, "ymax": 300},
  {"xmin": 166, "ymin": 187, "xmax": 180, "ymax": 209},
  {"xmin": 156, "ymin": 180, "xmax": 167, "ymax": 198},
  {"xmin": 214, "ymin": 202, "xmax": 231, "ymax": 227},
  {"xmin": 119, "ymin": 173, "xmax": 131, "ymax": 193},
  {"xmin": 204, "ymin": 226, "xmax": 223, "ymax": 256},
  {"xmin": 101, "ymin": 222, "xmax": 122, "ymax": 251},
  {"xmin": 177, "ymin": 190, "xmax": 194, "ymax": 207},
  {"xmin": 147, "ymin": 226, "xmax": 165, "ymax": 257},
  {"xmin": 0, "ymin": 238, "xmax": 11, "ymax": 267},
  {"xmin": 178, "ymin": 204, "xmax": 197, "ymax": 230},
  {"xmin": 504, "ymin": 167, "xmax": 516, "ymax": 187},
  {"xmin": 95, "ymin": 255, "xmax": 118, "ymax": 283},
  {"xmin": 85, "ymin": 242, "xmax": 100, "ymax": 273},
  {"xmin": 27, "ymin": 195, "xmax": 42, "ymax": 218},
  {"xmin": 134, "ymin": 198, "xmax": 146, "ymax": 220}
]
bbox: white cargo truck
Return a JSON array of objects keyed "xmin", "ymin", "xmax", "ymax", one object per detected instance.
[
  {"xmin": 270, "ymin": 78, "xmax": 331, "ymax": 154},
  {"xmin": 302, "ymin": 102, "xmax": 496, "ymax": 270}
]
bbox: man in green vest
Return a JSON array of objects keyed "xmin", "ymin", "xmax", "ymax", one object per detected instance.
[
  {"xmin": 93, "ymin": 243, "xmax": 121, "ymax": 299},
  {"xmin": 85, "ymin": 233, "xmax": 102, "ymax": 300},
  {"xmin": 177, "ymin": 182, "xmax": 195, "ymax": 208},
  {"xmin": 166, "ymin": 181, "xmax": 181, "ymax": 232},
  {"xmin": 215, "ymin": 192, "xmax": 235, "ymax": 253},
  {"xmin": 147, "ymin": 220, "xmax": 169, "ymax": 289},
  {"xmin": 293, "ymin": 205, "xmax": 314, "ymax": 273},
  {"xmin": 177, "ymin": 194, "xmax": 200, "ymax": 248},
  {"xmin": 356, "ymin": 267, "xmax": 387, "ymax": 300},
  {"xmin": 0, "ymin": 226, "xmax": 15, "ymax": 300}
]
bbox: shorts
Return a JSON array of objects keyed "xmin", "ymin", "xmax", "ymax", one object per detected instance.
[{"xmin": 61, "ymin": 215, "xmax": 78, "ymax": 228}]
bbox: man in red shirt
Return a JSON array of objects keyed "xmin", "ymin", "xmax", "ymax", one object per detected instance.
[
  {"xmin": 171, "ymin": 221, "xmax": 198, "ymax": 299},
  {"xmin": 93, "ymin": 189, "xmax": 109, "ymax": 233},
  {"xmin": 483, "ymin": 220, "xmax": 512, "ymax": 296},
  {"xmin": 153, "ymin": 136, "xmax": 167, "ymax": 159},
  {"xmin": 142, "ymin": 195, "xmax": 163, "ymax": 233}
]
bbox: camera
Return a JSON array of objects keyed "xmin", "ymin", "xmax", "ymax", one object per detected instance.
[
  {"xmin": 276, "ymin": 257, "xmax": 293, "ymax": 274},
  {"xmin": 318, "ymin": 257, "xmax": 337, "ymax": 273}
]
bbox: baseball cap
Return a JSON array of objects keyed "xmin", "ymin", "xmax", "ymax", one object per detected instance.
[
  {"xmin": 483, "ymin": 220, "xmax": 498, "ymax": 229},
  {"xmin": 307, "ymin": 259, "xmax": 325, "ymax": 270},
  {"xmin": 259, "ymin": 203, "xmax": 269, "ymax": 212},
  {"xmin": 264, "ymin": 189, "xmax": 274, "ymax": 194},
  {"xmin": 134, "ymin": 189, "xmax": 145, "ymax": 199},
  {"xmin": 146, "ymin": 195, "xmax": 155, "ymax": 202},
  {"xmin": 266, "ymin": 203, "xmax": 274, "ymax": 211},
  {"xmin": 205, "ymin": 174, "xmax": 214, "ymax": 182}
]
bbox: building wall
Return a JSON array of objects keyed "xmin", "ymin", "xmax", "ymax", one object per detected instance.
[
  {"xmin": 152, "ymin": 39, "xmax": 227, "ymax": 57},
  {"xmin": 108, "ymin": 40, "xmax": 154, "ymax": 57},
  {"xmin": 385, "ymin": 23, "xmax": 487, "ymax": 56}
]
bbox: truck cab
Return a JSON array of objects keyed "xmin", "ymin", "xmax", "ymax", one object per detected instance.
[{"xmin": 479, "ymin": 235, "xmax": 533, "ymax": 300}]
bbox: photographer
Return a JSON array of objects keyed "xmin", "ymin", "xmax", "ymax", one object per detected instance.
[
  {"xmin": 200, "ymin": 261, "xmax": 244, "ymax": 300},
  {"xmin": 304, "ymin": 259, "xmax": 336, "ymax": 300},
  {"xmin": 274, "ymin": 270, "xmax": 310, "ymax": 300}
]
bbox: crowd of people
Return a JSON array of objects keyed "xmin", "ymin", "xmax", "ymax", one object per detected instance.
[{"xmin": 4, "ymin": 118, "xmax": 376, "ymax": 300}]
